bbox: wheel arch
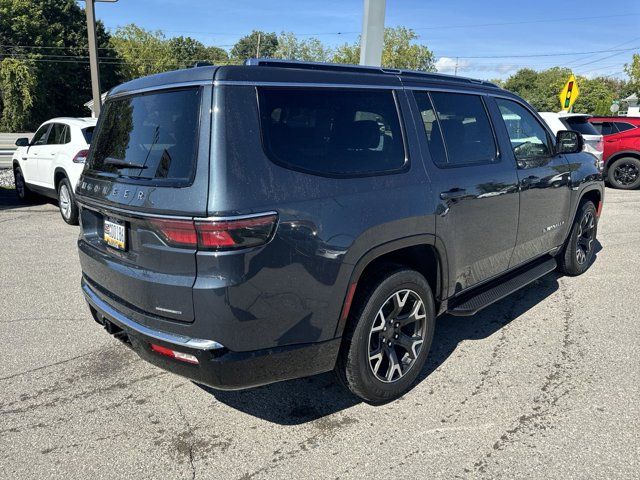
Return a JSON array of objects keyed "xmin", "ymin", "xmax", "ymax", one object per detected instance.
[
  {"xmin": 605, "ymin": 150, "xmax": 640, "ymax": 173},
  {"xmin": 334, "ymin": 235, "xmax": 449, "ymax": 338},
  {"xmin": 53, "ymin": 167, "xmax": 69, "ymax": 192}
]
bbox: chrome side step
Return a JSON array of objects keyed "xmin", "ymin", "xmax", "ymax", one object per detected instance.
[{"xmin": 447, "ymin": 257, "xmax": 557, "ymax": 316}]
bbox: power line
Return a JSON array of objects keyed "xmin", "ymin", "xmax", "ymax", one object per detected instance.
[{"xmin": 453, "ymin": 46, "xmax": 639, "ymax": 59}]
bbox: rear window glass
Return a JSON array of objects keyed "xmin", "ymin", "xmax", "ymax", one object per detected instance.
[
  {"xmin": 258, "ymin": 88, "xmax": 405, "ymax": 176},
  {"xmin": 82, "ymin": 127, "xmax": 94, "ymax": 144},
  {"xmin": 88, "ymin": 88, "xmax": 201, "ymax": 182},
  {"xmin": 562, "ymin": 117, "xmax": 599, "ymax": 135}
]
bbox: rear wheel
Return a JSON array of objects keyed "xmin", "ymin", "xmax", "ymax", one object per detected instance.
[
  {"xmin": 336, "ymin": 268, "xmax": 435, "ymax": 404},
  {"xmin": 13, "ymin": 167, "xmax": 33, "ymax": 202},
  {"xmin": 608, "ymin": 157, "xmax": 640, "ymax": 190},
  {"xmin": 558, "ymin": 201, "xmax": 597, "ymax": 276},
  {"xmin": 57, "ymin": 177, "xmax": 79, "ymax": 225}
]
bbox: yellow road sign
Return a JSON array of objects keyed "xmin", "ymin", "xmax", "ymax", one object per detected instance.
[{"xmin": 559, "ymin": 74, "xmax": 580, "ymax": 111}]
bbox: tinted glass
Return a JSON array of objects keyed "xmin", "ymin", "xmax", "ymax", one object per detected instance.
[
  {"xmin": 414, "ymin": 92, "xmax": 447, "ymax": 165},
  {"xmin": 614, "ymin": 122, "xmax": 636, "ymax": 132},
  {"xmin": 258, "ymin": 88, "xmax": 405, "ymax": 175},
  {"xmin": 31, "ymin": 125, "xmax": 50, "ymax": 146},
  {"xmin": 82, "ymin": 127, "xmax": 94, "ymax": 144},
  {"xmin": 429, "ymin": 92, "xmax": 497, "ymax": 165},
  {"xmin": 88, "ymin": 88, "xmax": 201, "ymax": 182},
  {"xmin": 596, "ymin": 122, "xmax": 617, "ymax": 135},
  {"xmin": 47, "ymin": 123, "xmax": 68, "ymax": 145},
  {"xmin": 562, "ymin": 117, "xmax": 599, "ymax": 135},
  {"xmin": 496, "ymin": 98, "xmax": 552, "ymax": 160}
]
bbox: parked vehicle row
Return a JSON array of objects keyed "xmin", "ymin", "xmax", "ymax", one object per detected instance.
[
  {"xmin": 12, "ymin": 117, "xmax": 97, "ymax": 224},
  {"xmin": 73, "ymin": 60, "xmax": 604, "ymax": 403}
]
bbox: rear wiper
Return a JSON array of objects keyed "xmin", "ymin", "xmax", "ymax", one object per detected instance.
[{"xmin": 104, "ymin": 157, "xmax": 148, "ymax": 169}]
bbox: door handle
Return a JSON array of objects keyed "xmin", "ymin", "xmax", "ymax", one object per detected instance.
[
  {"xmin": 22, "ymin": 157, "xmax": 27, "ymax": 161},
  {"xmin": 521, "ymin": 175, "xmax": 541, "ymax": 186},
  {"xmin": 440, "ymin": 188, "xmax": 467, "ymax": 200}
]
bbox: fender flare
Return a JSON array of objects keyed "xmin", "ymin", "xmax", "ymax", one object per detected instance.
[
  {"xmin": 605, "ymin": 150, "xmax": 640, "ymax": 172},
  {"xmin": 53, "ymin": 167, "xmax": 69, "ymax": 190},
  {"xmin": 334, "ymin": 234, "xmax": 449, "ymax": 337}
]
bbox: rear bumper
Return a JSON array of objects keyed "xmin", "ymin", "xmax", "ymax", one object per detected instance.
[{"xmin": 82, "ymin": 279, "xmax": 341, "ymax": 390}]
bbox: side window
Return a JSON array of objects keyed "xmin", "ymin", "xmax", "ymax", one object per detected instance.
[
  {"xmin": 414, "ymin": 92, "xmax": 447, "ymax": 165},
  {"xmin": 47, "ymin": 124, "xmax": 69, "ymax": 145},
  {"xmin": 600, "ymin": 122, "xmax": 617, "ymax": 135},
  {"xmin": 590, "ymin": 122, "xmax": 603, "ymax": 134},
  {"xmin": 614, "ymin": 122, "xmax": 636, "ymax": 133},
  {"xmin": 429, "ymin": 92, "xmax": 497, "ymax": 166},
  {"xmin": 258, "ymin": 88, "xmax": 406, "ymax": 176},
  {"xmin": 495, "ymin": 98, "xmax": 552, "ymax": 160},
  {"xmin": 31, "ymin": 125, "xmax": 51, "ymax": 146}
]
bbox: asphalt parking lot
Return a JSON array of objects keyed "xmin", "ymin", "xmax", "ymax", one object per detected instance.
[{"xmin": 1, "ymin": 186, "xmax": 638, "ymax": 479}]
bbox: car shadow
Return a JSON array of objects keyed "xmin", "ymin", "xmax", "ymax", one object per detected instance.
[
  {"xmin": 0, "ymin": 188, "xmax": 55, "ymax": 211},
  {"xmin": 201, "ymin": 272, "xmax": 563, "ymax": 425}
]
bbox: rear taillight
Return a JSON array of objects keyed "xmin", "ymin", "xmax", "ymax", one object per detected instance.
[
  {"xmin": 150, "ymin": 344, "xmax": 199, "ymax": 364},
  {"xmin": 149, "ymin": 213, "xmax": 277, "ymax": 250},
  {"xmin": 73, "ymin": 149, "xmax": 90, "ymax": 163}
]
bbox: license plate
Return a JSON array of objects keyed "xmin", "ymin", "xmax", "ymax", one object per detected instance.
[{"xmin": 104, "ymin": 217, "xmax": 126, "ymax": 250}]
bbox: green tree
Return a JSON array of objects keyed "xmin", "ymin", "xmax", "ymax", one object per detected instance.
[
  {"xmin": 275, "ymin": 32, "xmax": 331, "ymax": 62},
  {"xmin": 0, "ymin": 0, "xmax": 121, "ymax": 130},
  {"xmin": 331, "ymin": 27, "xmax": 435, "ymax": 71},
  {"xmin": 204, "ymin": 46, "xmax": 230, "ymax": 64},
  {"xmin": 110, "ymin": 24, "xmax": 173, "ymax": 80},
  {"xmin": 0, "ymin": 58, "xmax": 35, "ymax": 131},
  {"xmin": 573, "ymin": 76, "xmax": 625, "ymax": 115},
  {"xmin": 231, "ymin": 30, "xmax": 278, "ymax": 61},
  {"xmin": 504, "ymin": 67, "xmax": 572, "ymax": 111},
  {"xmin": 624, "ymin": 53, "xmax": 640, "ymax": 93},
  {"xmin": 166, "ymin": 37, "xmax": 230, "ymax": 68}
]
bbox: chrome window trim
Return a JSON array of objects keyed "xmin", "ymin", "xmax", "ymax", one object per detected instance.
[
  {"xmin": 107, "ymin": 80, "xmax": 214, "ymax": 100},
  {"xmin": 82, "ymin": 281, "xmax": 223, "ymax": 350}
]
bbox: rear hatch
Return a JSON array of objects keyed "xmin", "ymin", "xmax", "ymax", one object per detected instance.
[
  {"xmin": 77, "ymin": 85, "xmax": 212, "ymax": 323},
  {"xmin": 561, "ymin": 115, "xmax": 603, "ymax": 160}
]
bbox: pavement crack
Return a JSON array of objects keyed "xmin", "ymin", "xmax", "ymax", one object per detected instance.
[{"xmin": 173, "ymin": 396, "xmax": 197, "ymax": 480}]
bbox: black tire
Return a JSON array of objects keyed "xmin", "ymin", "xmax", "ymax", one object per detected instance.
[
  {"xmin": 57, "ymin": 177, "xmax": 79, "ymax": 225},
  {"xmin": 607, "ymin": 157, "xmax": 640, "ymax": 190},
  {"xmin": 557, "ymin": 201, "xmax": 598, "ymax": 276},
  {"xmin": 13, "ymin": 166, "xmax": 34, "ymax": 202},
  {"xmin": 336, "ymin": 268, "xmax": 436, "ymax": 404}
]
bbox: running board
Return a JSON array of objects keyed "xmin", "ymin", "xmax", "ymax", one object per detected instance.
[{"xmin": 447, "ymin": 257, "xmax": 557, "ymax": 316}]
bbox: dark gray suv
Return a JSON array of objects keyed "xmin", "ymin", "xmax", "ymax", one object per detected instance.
[{"xmin": 77, "ymin": 60, "xmax": 603, "ymax": 403}]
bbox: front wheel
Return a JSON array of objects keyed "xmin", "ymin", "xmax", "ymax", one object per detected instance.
[
  {"xmin": 336, "ymin": 268, "xmax": 435, "ymax": 404},
  {"xmin": 13, "ymin": 167, "xmax": 33, "ymax": 202},
  {"xmin": 607, "ymin": 157, "xmax": 640, "ymax": 190},
  {"xmin": 58, "ymin": 177, "xmax": 79, "ymax": 225},
  {"xmin": 557, "ymin": 201, "xmax": 598, "ymax": 276}
]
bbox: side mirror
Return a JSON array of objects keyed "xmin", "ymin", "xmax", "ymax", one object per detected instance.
[
  {"xmin": 15, "ymin": 137, "xmax": 29, "ymax": 147},
  {"xmin": 556, "ymin": 130, "xmax": 583, "ymax": 154}
]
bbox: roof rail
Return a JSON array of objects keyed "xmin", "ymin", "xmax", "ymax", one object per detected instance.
[{"xmin": 244, "ymin": 58, "xmax": 500, "ymax": 88}]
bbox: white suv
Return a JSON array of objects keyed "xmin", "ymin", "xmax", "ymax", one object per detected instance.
[
  {"xmin": 12, "ymin": 117, "xmax": 97, "ymax": 224},
  {"xmin": 538, "ymin": 112, "xmax": 604, "ymax": 166}
]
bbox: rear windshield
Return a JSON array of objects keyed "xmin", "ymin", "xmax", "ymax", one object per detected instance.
[
  {"xmin": 561, "ymin": 117, "xmax": 599, "ymax": 135},
  {"xmin": 82, "ymin": 127, "xmax": 94, "ymax": 144},
  {"xmin": 87, "ymin": 88, "xmax": 201, "ymax": 183}
]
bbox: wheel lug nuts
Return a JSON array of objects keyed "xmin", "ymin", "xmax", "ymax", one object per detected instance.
[
  {"xmin": 395, "ymin": 323, "xmax": 399, "ymax": 327},
  {"xmin": 383, "ymin": 327, "xmax": 387, "ymax": 331},
  {"xmin": 382, "ymin": 338, "xmax": 386, "ymax": 343},
  {"xmin": 394, "ymin": 334, "xmax": 398, "ymax": 339}
]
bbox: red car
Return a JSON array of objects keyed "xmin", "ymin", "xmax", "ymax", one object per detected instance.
[{"xmin": 588, "ymin": 116, "xmax": 640, "ymax": 189}]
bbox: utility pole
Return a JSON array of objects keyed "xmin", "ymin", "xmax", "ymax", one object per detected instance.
[
  {"xmin": 454, "ymin": 57, "xmax": 459, "ymax": 76},
  {"xmin": 359, "ymin": 0, "xmax": 386, "ymax": 66},
  {"xmin": 256, "ymin": 32, "xmax": 261, "ymax": 58},
  {"xmin": 83, "ymin": 0, "xmax": 117, "ymax": 118}
]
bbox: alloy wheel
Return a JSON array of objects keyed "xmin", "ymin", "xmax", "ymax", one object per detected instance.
[
  {"xmin": 59, "ymin": 184, "xmax": 71, "ymax": 219},
  {"xmin": 576, "ymin": 211, "xmax": 595, "ymax": 265},
  {"xmin": 613, "ymin": 162, "xmax": 639, "ymax": 186},
  {"xmin": 368, "ymin": 289, "xmax": 427, "ymax": 383}
]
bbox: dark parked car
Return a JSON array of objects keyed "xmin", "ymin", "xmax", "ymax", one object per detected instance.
[{"xmin": 76, "ymin": 60, "xmax": 604, "ymax": 403}]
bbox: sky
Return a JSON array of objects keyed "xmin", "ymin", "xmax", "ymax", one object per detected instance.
[{"xmin": 93, "ymin": 0, "xmax": 640, "ymax": 80}]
